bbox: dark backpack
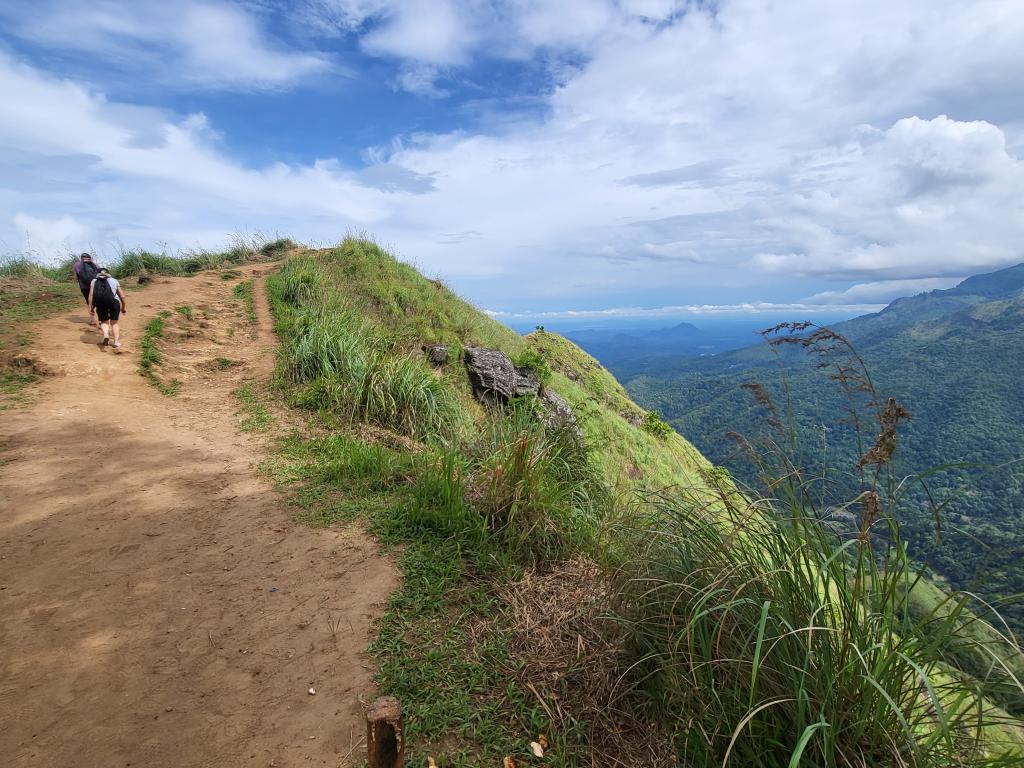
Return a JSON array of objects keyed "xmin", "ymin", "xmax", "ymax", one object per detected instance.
[
  {"xmin": 92, "ymin": 276, "xmax": 114, "ymax": 303},
  {"xmin": 79, "ymin": 261, "xmax": 99, "ymax": 287}
]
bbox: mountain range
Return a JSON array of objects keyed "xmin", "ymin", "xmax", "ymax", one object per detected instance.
[{"xmin": 626, "ymin": 262, "xmax": 1024, "ymax": 636}]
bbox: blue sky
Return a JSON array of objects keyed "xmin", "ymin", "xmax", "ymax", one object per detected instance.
[{"xmin": 2, "ymin": 0, "xmax": 1023, "ymax": 320}]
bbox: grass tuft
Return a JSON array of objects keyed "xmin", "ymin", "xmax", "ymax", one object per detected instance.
[
  {"xmin": 233, "ymin": 279, "xmax": 257, "ymax": 325},
  {"xmin": 139, "ymin": 311, "xmax": 180, "ymax": 395}
]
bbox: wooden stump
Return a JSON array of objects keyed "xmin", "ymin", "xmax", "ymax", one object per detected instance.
[{"xmin": 366, "ymin": 696, "xmax": 404, "ymax": 768}]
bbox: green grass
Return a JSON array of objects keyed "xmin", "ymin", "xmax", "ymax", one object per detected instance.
[
  {"xmin": 234, "ymin": 381, "xmax": 274, "ymax": 432},
  {"xmin": 0, "ymin": 269, "xmax": 80, "ymax": 409},
  {"xmin": 232, "ymin": 279, "xmax": 257, "ymax": 325},
  {"xmin": 0, "ymin": 279, "xmax": 78, "ymax": 324},
  {"xmin": 267, "ymin": 256, "xmax": 469, "ymax": 441},
  {"xmin": 139, "ymin": 310, "xmax": 180, "ymax": 396},
  {"xmin": 0, "ymin": 254, "xmax": 74, "ymax": 282},
  {"xmin": 260, "ymin": 425, "xmax": 607, "ymax": 766},
  {"xmin": 0, "ymin": 370, "xmax": 38, "ymax": 410},
  {"xmin": 174, "ymin": 305, "xmax": 193, "ymax": 320},
  {"xmin": 0, "ymin": 235, "xmax": 294, "ymax": 286},
  {"xmin": 614, "ymin": 480, "xmax": 1024, "ymax": 766},
  {"xmin": 259, "ymin": 239, "xmax": 1024, "ymax": 766}
]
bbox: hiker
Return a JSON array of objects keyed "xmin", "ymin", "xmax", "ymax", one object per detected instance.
[
  {"xmin": 87, "ymin": 267, "xmax": 127, "ymax": 349},
  {"xmin": 74, "ymin": 253, "xmax": 100, "ymax": 325}
]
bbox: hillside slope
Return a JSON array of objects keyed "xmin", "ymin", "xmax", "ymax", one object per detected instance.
[
  {"xmin": 261, "ymin": 239, "xmax": 1024, "ymax": 766},
  {"xmin": 628, "ymin": 261, "xmax": 1024, "ymax": 637}
]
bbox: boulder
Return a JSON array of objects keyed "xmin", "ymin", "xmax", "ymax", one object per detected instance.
[
  {"xmin": 463, "ymin": 346, "xmax": 540, "ymax": 406},
  {"xmin": 424, "ymin": 343, "xmax": 448, "ymax": 366},
  {"xmin": 539, "ymin": 389, "xmax": 581, "ymax": 437}
]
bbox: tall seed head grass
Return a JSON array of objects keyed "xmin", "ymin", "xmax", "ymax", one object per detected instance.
[{"xmin": 611, "ymin": 326, "xmax": 1024, "ymax": 767}]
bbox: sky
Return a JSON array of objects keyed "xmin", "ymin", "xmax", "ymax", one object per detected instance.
[{"xmin": 2, "ymin": 0, "xmax": 1023, "ymax": 320}]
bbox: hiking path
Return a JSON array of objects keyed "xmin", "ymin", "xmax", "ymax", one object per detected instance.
[{"xmin": 0, "ymin": 265, "xmax": 397, "ymax": 768}]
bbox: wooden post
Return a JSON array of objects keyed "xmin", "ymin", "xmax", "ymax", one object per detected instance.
[{"xmin": 366, "ymin": 696, "xmax": 404, "ymax": 768}]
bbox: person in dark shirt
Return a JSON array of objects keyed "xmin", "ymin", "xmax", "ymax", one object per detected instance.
[{"xmin": 74, "ymin": 253, "xmax": 100, "ymax": 326}]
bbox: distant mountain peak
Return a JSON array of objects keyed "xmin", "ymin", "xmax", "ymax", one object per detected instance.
[{"xmin": 947, "ymin": 262, "xmax": 1024, "ymax": 299}]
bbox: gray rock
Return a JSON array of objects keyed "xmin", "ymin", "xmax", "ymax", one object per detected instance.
[
  {"xmin": 622, "ymin": 409, "xmax": 645, "ymax": 427},
  {"xmin": 539, "ymin": 389, "xmax": 581, "ymax": 437},
  {"xmin": 424, "ymin": 343, "xmax": 448, "ymax": 366},
  {"xmin": 463, "ymin": 346, "xmax": 540, "ymax": 405}
]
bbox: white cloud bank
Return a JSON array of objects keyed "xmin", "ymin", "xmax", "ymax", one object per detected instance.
[
  {"xmin": 485, "ymin": 301, "xmax": 888, "ymax": 320},
  {"xmin": 2, "ymin": 0, "xmax": 1024, "ymax": 313}
]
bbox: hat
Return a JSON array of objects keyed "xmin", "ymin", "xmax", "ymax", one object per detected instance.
[
  {"xmin": 98, "ymin": 267, "xmax": 111, "ymax": 276},
  {"xmin": 80, "ymin": 252, "xmax": 93, "ymax": 261}
]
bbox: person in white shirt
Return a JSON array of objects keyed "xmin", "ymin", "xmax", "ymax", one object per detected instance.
[{"xmin": 87, "ymin": 268, "xmax": 128, "ymax": 349}]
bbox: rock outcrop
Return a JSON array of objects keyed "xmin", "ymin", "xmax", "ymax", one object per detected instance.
[
  {"xmin": 424, "ymin": 343, "xmax": 448, "ymax": 366},
  {"xmin": 463, "ymin": 346, "xmax": 540, "ymax": 406},
  {"xmin": 462, "ymin": 346, "xmax": 581, "ymax": 436}
]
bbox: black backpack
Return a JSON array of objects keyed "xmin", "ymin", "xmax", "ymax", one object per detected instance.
[
  {"xmin": 79, "ymin": 260, "xmax": 99, "ymax": 287},
  {"xmin": 92, "ymin": 276, "xmax": 114, "ymax": 303}
]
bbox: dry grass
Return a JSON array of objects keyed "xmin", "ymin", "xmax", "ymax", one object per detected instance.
[{"xmin": 493, "ymin": 557, "xmax": 674, "ymax": 768}]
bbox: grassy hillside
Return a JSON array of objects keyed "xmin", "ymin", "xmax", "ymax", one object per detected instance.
[{"xmin": 260, "ymin": 238, "xmax": 1024, "ymax": 767}]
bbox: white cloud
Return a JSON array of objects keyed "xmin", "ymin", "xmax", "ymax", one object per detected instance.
[
  {"xmin": 394, "ymin": 64, "xmax": 449, "ymax": 97},
  {"xmin": 361, "ymin": 0, "xmax": 474, "ymax": 65},
  {"xmin": 11, "ymin": 213, "xmax": 94, "ymax": 258},
  {"xmin": 803, "ymin": 277, "xmax": 965, "ymax": 306},
  {"xmin": 0, "ymin": 50, "xmax": 387, "ymax": 259},
  {"xmin": 485, "ymin": 301, "xmax": 888, "ymax": 320},
  {"xmin": 3, "ymin": 1, "xmax": 1024, "ymax": 313},
  {"xmin": 2, "ymin": 1, "xmax": 330, "ymax": 89},
  {"xmin": 751, "ymin": 115, "xmax": 1024, "ymax": 279}
]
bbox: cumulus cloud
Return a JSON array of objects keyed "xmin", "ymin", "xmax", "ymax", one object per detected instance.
[
  {"xmin": 751, "ymin": 116, "xmax": 1024, "ymax": 279},
  {"xmin": 3, "ymin": 0, "xmax": 1024, "ymax": 314},
  {"xmin": 0, "ymin": 50, "xmax": 387, "ymax": 258}
]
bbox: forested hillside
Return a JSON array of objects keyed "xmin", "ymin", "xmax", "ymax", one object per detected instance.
[{"xmin": 628, "ymin": 263, "xmax": 1024, "ymax": 636}]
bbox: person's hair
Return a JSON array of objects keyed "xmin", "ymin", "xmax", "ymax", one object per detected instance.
[
  {"xmin": 80, "ymin": 253, "xmax": 92, "ymax": 261},
  {"xmin": 98, "ymin": 267, "xmax": 110, "ymax": 276}
]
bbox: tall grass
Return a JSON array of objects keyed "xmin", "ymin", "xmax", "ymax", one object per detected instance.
[
  {"xmin": 0, "ymin": 254, "xmax": 74, "ymax": 281},
  {"xmin": 1, "ymin": 234, "xmax": 294, "ymax": 283},
  {"xmin": 269, "ymin": 256, "xmax": 467, "ymax": 441},
  {"xmin": 464, "ymin": 402, "xmax": 607, "ymax": 563},
  {"xmin": 611, "ymin": 325, "xmax": 1024, "ymax": 767}
]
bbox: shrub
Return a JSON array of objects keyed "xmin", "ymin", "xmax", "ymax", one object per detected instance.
[
  {"xmin": 641, "ymin": 409, "xmax": 672, "ymax": 439},
  {"xmin": 259, "ymin": 238, "xmax": 293, "ymax": 258},
  {"xmin": 514, "ymin": 348, "xmax": 552, "ymax": 385}
]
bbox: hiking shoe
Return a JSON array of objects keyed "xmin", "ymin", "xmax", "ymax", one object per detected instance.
[
  {"xmin": 112, "ymin": 343, "xmax": 122, "ymax": 349},
  {"xmin": 101, "ymin": 336, "xmax": 109, "ymax": 346}
]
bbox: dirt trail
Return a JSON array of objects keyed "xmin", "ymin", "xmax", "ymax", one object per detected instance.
[{"xmin": 0, "ymin": 266, "xmax": 397, "ymax": 768}]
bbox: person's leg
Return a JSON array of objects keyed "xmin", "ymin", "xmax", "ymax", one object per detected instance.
[
  {"xmin": 111, "ymin": 320, "xmax": 121, "ymax": 346},
  {"xmin": 81, "ymin": 287, "xmax": 96, "ymax": 326},
  {"xmin": 97, "ymin": 302, "xmax": 111, "ymax": 343}
]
